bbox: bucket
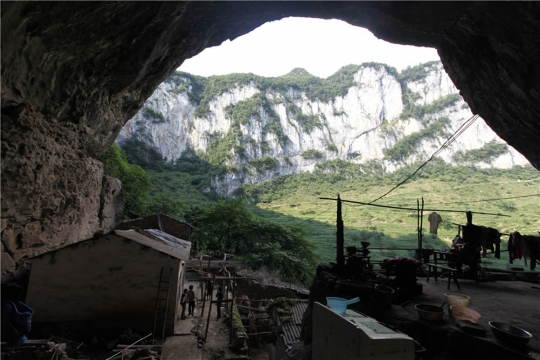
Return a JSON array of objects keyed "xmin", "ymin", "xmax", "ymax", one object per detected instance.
[
  {"xmin": 326, "ymin": 297, "xmax": 360, "ymax": 315},
  {"xmin": 374, "ymin": 285, "xmax": 395, "ymax": 309},
  {"xmin": 415, "ymin": 304, "xmax": 444, "ymax": 322},
  {"xmin": 444, "ymin": 293, "xmax": 470, "ymax": 318}
]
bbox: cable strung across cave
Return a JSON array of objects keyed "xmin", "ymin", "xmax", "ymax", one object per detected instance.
[
  {"xmin": 368, "ymin": 114, "xmax": 480, "ymax": 204},
  {"xmin": 319, "ymin": 196, "xmax": 509, "ymax": 217},
  {"xmin": 368, "ymin": 40, "xmax": 540, "ymax": 206},
  {"xmin": 439, "ymin": 192, "xmax": 540, "ymax": 205}
]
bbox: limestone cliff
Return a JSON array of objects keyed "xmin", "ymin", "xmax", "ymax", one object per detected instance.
[
  {"xmin": 3, "ymin": 1, "xmax": 539, "ymax": 283},
  {"xmin": 117, "ymin": 62, "xmax": 528, "ymax": 195}
]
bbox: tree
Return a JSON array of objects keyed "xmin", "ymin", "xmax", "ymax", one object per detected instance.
[
  {"xmin": 102, "ymin": 143, "xmax": 151, "ymax": 218},
  {"xmin": 189, "ymin": 197, "xmax": 253, "ymax": 252},
  {"xmin": 238, "ymin": 220, "xmax": 319, "ymax": 283},
  {"xmin": 188, "ymin": 198, "xmax": 319, "ymax": 284},
  {"xmin": 146, "ymin": 193, "xmax": 186, "ymax": 219}
]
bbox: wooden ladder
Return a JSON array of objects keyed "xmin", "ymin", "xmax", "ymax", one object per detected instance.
[{"xmin": 152, "ymin": 267, "xmax": 172, "ymax": 345}]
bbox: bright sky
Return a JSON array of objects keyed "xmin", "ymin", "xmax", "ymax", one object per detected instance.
[{"xmin": 178, "ymin": 17, "xmax": 440, "ymax": 79}]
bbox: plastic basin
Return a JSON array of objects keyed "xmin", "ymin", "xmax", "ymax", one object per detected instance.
[
  {"xmin": 444, "ymin": 293, "xmax": 470, "ymax": 316},
  {"xmin": 326, "ymin": 297, "xmax": 360, "ymax": 314},
  {"xmin": 489, "ymin": 321, "xmax": 532, "ymax": 345},
  {"xmin": 450, "ymin": 305, "xmax": 481, "ymax": 323},
  {"xmin": 415, "ymin": 304, "xmax": 444, "ymax": 321}
]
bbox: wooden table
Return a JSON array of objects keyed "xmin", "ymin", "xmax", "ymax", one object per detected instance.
[{"xmin": 425, "ymin": 251, "xmax": 462, "ymax": 290}]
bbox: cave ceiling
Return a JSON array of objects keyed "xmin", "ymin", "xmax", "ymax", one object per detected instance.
[{"xmin": 1, "ymin": 1, "xmax": 539, "ymax": 281}]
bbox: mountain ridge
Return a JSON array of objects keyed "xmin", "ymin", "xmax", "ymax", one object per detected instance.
[{"xmin": 117, "ymin": 61, "xmax": 528, "ymax": 195}]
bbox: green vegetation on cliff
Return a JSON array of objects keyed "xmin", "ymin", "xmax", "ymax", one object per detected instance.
[
  {"xmin": 165, "ymin": 62, "xmax": 400, "ymax": 120},
  {"xmin": 383, "ymin": 117, "xmax": 452, "ymax": 162},
  {"xmin": 248, "ymin": 156, "xmax": 278, "ymax": 173},
  {"xmin": 301, "ymin": 149, "xmax": 324, "ymax": 160},
  {"xmin": 452, "ymin": 140, "xmax": 509, "ymax": 164},
  {"xmin": 102, "ymin": 143, "xmax": 151, "ymax": 218},
  {"xmin": 400, "ymin": 94, "xmax": 462, "ymax": 120},
  {"xmin": 143, "ymin": 106, "xmax": 166, "ymax": 123}
]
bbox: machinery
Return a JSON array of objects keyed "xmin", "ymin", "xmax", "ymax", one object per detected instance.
[{"xmin": 312, "ymin": 302, "xmax": 415, "ymax": 360}]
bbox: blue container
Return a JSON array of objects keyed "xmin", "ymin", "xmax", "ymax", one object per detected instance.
[
  {"xmin": 326, "ymin": 297, "xmax": 360, "ymax": 314},
  {"xmin": 1, "ymin": 301, "xmax": 34, "ymax": 346}
]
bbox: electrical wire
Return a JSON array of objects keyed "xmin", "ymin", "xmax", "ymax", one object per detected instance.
[
  {"xmin": 369, "ymin": 42, "xmax": 540, "ymax": 205},
  {"xmin": 439, "ymin": 193, "xmax": 540, "ymax": 205},
  {"xmin": 377, "ymin": 191, "xmax": 540, "ymax": 208},
  {"xmin": 368, "ymin": 114, "xmax": 479, "ymax": 204},
  {"xmin": 320, "ymin": 196, "xmax": 509, "ymax": 216}
]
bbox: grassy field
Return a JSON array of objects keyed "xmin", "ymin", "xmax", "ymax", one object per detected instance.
[
  {"xmin": 248, "ymin": 168, "xmax": 540, "ymax": 271},
  {"xmin": 146, "ymin": 163, "xmax": 540, "ymax": 272}
]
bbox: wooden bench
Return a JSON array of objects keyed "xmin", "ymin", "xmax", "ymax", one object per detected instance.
[{"xmin": 425, "ymin": 263, "xmax": 460, "ymax": 290}]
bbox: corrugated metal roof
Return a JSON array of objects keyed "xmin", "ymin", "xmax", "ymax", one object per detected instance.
[
  {"xmin": 280, "ymin": 299, "xmax": 308, "ymax": 345},
  {"xmin": 29, "ymin": 228, "xmax": 192, "ymax": 260},
  {"xmin": 115, "ymin": 229, "xmax": 191, "ymax": 260},
  {"xmin": 184, "ymin": 259, "xmax": 244, "ymax": 269}
]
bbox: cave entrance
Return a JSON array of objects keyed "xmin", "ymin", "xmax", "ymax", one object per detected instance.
[{"xmin": 178, "ymin": 17, "xmax": 440, "ymax": 79}]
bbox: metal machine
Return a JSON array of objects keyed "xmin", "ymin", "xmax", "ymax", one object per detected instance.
[{"xmin": 312, "ymin": 302, "xmax": 415, "ymax": 360}]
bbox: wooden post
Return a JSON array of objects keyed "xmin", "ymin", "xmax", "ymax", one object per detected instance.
[
  {"xmin": 417, "ymin": 199, "xmax": 420, "ymax": 250},
  {"xmin": 204, "ymin": 274, "xmax": 215, "ymax": 343},
  {"xmin": 230, "ymin": 273, "xmax": 236, "ymax": 344},
  {"xmin": 419, "ymin": 197, "xmax": 424, "ymax": 251},
  {"xmin": 337, "ymin": 194, "xmax": 345, "ymax": 267},
  {"xmin": 466, "ymin": 211, "xmax": 472, "ymax": 225},
  {"xmin": 200, "ymin": 279, "xmax": 207, "ymax": 318},
  {"xmin": 200, "ymin": 257, "xmax": 212, "ymax": 317}
]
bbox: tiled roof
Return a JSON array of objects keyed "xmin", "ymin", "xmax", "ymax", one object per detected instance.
[
  {"xmin": 280, "ymin": 299, "xmax": 308, "ymax": 345},
  {"xmin": 28, "ymin": 228, "xmax": 191, "ymax": 261},
  {"xmin": 115, "ymin": 229, "xmax": 191, "ymax": 260}
]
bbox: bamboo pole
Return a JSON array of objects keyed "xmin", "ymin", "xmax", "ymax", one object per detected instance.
[
  {"xmin": 105, "ymin": 333, "xmax": 151, "ymax": 360},
  {"xmin": 230, "ymin": 273, "xmax": 236, "ymax": 344},
  {"xmin": 336, "ymin": 194, "xmax": 344, "ymax": 267},
  {"xmin": 417, "ymin": 199, "xmax": 420, "ymax": 250},
  {"xmin": 200, "ymin": 281, "xmax": 207, "ymax": 318},
  {"xmin": 203, "ymin": 274, "xmax": 215, "ymax": 343},
  {"xmin": 420, "ymin": 197, "xmax": 424, "ymax": 251}
]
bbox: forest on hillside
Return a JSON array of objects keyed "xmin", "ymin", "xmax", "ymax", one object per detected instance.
[{"xmin": 103, "ymin": 142, "xmax": 540, "ymax": 284}]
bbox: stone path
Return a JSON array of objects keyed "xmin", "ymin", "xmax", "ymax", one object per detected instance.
[{"xmin": 162, "ymin": 280, "xmax": 240, "ymax": 360}]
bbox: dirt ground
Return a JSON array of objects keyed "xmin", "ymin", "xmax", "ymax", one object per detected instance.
[
  {"xmin": 162, "ymin": 279, "xmax": 246, "ymax": 360},
  {"xmin": 4, "ymin": 270, "xmax": 538, "ymax": 360},
  {"xmin": 411, "ymin": 275, "xmax": 540, "ymax": 359},
  {"xmin": 162, "ymin": 273, "xmax": 540, "ymax": 360}
]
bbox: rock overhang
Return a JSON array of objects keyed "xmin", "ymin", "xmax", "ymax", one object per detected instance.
[{"xmin": 1, "ymin": 1, "xmax": 539, "ymax": 281}]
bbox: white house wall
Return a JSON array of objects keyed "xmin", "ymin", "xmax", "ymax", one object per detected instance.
[{"xmin": 26, "ymin": 235, "xmax": 181, "ymax": 333}]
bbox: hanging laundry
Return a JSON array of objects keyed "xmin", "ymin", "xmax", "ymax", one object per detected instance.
[
  {"xmin": 460, "ymin": 225, "xmax": 482, "ymax": 265},
  {"xmin": 428, "ymin": 212, "xmax": 443, "ymax": 234},
  {"xmin": 479, "ymin": 227, "xmax": 492, "ymax": 257},
  {"xmin": 463, "ymin": 224, "xmax": 501, "ymax": 259},
  {"xmin": 522, "ymin": 235, "xmax": 540, "ymax": 270},
  {"xmin": 508, "ymin": 232, "xmax": 533, "ymax": 267}
]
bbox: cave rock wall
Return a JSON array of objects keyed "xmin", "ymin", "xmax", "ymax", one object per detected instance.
[{"xmin": 2, "ymin": 1, "xmax": 539, "ymax": 282}]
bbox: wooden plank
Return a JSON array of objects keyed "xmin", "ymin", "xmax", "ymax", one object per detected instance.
[
  {"xmin": 22, "ymin": 339, "xmax": 50, "ymax": 345},
  {"xmin": 425, "ymin": 263, "xmax": 457, "ymax": 271},
  {"xmin": 115, "ymin": 345, "xmax": 162, "ymax": 349},
  {"xmin": 237, "ymin": 305, "xmax": 267, "ymax": 312}
]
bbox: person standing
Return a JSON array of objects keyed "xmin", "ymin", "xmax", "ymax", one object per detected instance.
[
  {"xmin": 180, "ymin": 288, "xmax": 187, "ymax": 320},
  {"xmin": 205, "ymin": 280, "xmax": 213, "ymax": 300},
  {"xmin": 187, "ymin": 285, "xmax": 196, "ymax": 316},
  {"xmin": 428, "ymin": 212, "xmax": 443, "ymax": 234},
  {"xmin": 216, "ymin": 286, "xmax": 224, "ymax": 320}
]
